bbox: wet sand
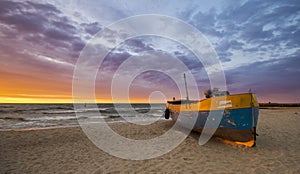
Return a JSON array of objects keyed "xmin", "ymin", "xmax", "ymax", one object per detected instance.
[{"xmin": 1, "ymin": 109, "xmax": 299, "ymax": 173}]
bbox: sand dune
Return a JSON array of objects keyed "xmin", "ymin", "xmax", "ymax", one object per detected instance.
[{"xmin": 1, "ymin": 109, "xmax": 299, "ymax": 173}]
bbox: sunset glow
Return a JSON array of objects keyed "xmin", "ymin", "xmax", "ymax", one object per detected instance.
[{"xmin": 0, "ymin": 0, "xmax": 299, "ymax": 103}]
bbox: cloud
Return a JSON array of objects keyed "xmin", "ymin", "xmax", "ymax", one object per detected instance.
[
  {"xmin": 180, "ymin": 0, "xmax": 299, "ymax": 70},
  {"xmin": 0, "ymin": 0, "xmax": 299, "ymax": 102},
  {"xmin": 174, "ymin": 0, "xmax": 299, "ymax": 102},
  {"xmin": 0, "ymin": 0, "xmax": 100, "ymax": 95},
  {"xmin": 0, "ymin": 0, "xmax": 104, "ymax": 62},
  {"xmin": 0, "ymin": 1, "xmax": 56, "ymax": 33},
  {"xmin": 80, "ymin": 22, "xmax": 102, "ymax": 35},
  {"xmin": 228, "ymin": 0, "xmax": 300, "ymax": 49},
  {"xmin": 185, "ymin": 8, "xmax": 223, "ymax": 37},
  {"xmin": 225, "ymin": 52, "xmax": 300, "ymax": 101},
  {"xmin": 36, "ymin": 54, "xmax": 74, "ymax": 67}
]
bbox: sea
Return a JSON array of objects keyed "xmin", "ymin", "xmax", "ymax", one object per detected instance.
[{"xmin": 0, "ymin": 103, "xmax": 165, "ymax": 130}]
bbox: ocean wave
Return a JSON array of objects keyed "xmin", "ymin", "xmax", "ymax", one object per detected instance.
[
  {"xmin": 0, "ymin": 104, "xmax": 165, "ymax": 130},
  {"xmin": 22, "ymin": 116, "xmax": 78, "ymax": 121},
  {"xmin": 40, "ymin": 108, "xmax": 119, "ymax": 114}
]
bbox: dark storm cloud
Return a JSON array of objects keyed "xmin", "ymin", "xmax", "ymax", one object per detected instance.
[
  {"xmin": 218, "ymin": 52, "xmax": 232, "ymax": 62},
  {"xmin": 0, "ymin": 11, "xmax": 46, "ymax": 33},
  {"xmin": 0, "ymin": 0, "xmax": 103, "ymax": 61},
  {"xmin": 182, "ymin": 0, "xmax": 300, "ymax": 62},
  {"xmin": 0, "ymin": 1, "xmax": 58, "ymax": 33},
  {"xmin": 216, "ymin": 40, "xmax": 244, "ymax": 52},
  {"xmin": 0, "ymin": 1, "xmax": 56, "ymax": 16},
  {"xmin": 1, "ymin": 0, "xmax": 299, "ymax": 102},
  {"xmin": 44, "ymin": 28, "xmax": 75, "ymax": 41},
  {"xmin": 71, "ymin": 38, "xmax": 86, "ymax": 52},
  {"xmin": 81, "ymin": 22, "xmax": 102, "ymax": 35},
  {"xmin": 124, "ymin": 39, "xmax": 154, "ymax": 52},
  {"xmin": 226, "ymin": 0, "xmax": 300, "ymax": 48},
  {"xmin": 226, "ymin": 52, "xmax": 300, "ymax": 94},
  {"xmin": 176, "ymin": 0, "xmax": 300, "ymax": 101},
  {"xmin": 241, "ymin": 24, "xmax": 273, "ymax": 42},
  {"xmin": 182, "ymin": 8, "xmax": 223, "ymax": 37},
  {"xmin": 135, "ymin": 71, "xmax": 173, "ymax": 86},
  {"xmin": 99, "ymin": 37, "xmax": 155, "ymax": 72},
  {"xmin": 173, "ymin": 51, "xmax": 204, "ymax": 71},
  {"xmin": 218, "ymin": 0, "xmax": 269, "ymax": 24},
  {"xmin": 26, "ymin": 1, "xmax": 61, "ymax": 14}
]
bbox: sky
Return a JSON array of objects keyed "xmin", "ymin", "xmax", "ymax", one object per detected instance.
[{"xmin": 0, "ymin": 0, "xmax": 299, "ymax": 103}]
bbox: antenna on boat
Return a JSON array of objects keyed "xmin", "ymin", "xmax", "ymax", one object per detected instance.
[{"xmin": 184, "ymin": 73, "xmax": 189, "ymax": 101}]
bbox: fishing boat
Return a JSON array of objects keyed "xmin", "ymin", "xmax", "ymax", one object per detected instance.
[{"xmin": 164, "ymin": 75, "xmax": 259, "ymax": 147}]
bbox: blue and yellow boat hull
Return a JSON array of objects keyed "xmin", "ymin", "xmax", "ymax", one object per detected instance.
[{"xmin": 165, "ymin": 93, "xmax": 259, "ymax": 147}]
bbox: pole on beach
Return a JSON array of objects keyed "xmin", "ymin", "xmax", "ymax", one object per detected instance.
[{"xmin": 184, "ymin": 73, "xmax": 189, "ymax": 101}]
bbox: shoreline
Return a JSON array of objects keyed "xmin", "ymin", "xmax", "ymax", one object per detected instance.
[
  {"xmin": 0, "ymin": 125, "xmax": 80, "ymax": 132},
  {"xmin": 259, "ymin": 107, "xmax": 300, "ymax": 110},
  {"xmin": 0, "ymin": 119, "xmax": 166, "ymax": 132}
]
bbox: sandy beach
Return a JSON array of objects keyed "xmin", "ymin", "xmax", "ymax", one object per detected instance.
[{"xmin": 1, "ymin": 109, "xmax": 299, "ymax": 173}]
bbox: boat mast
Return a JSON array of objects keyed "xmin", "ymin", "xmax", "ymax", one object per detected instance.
[{"xmin": 184, "ymin": 73, "xmax": 189, "ymax": 101}]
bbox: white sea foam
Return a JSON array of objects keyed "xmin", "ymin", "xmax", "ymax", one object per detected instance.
[{"xmin": 0, "ymin": 104, "xmax": 166, "ymax": 130}]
